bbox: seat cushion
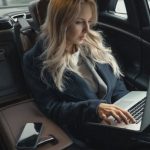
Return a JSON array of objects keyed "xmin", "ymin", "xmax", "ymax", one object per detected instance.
[{"xmin": 0, "ymin": 99, "xmax": 72, "ymax": 150}]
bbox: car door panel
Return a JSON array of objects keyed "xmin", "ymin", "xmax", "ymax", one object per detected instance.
[
  {"xmin": 97, "ymin": 0, "xmax": 149, "ymax": 90},
  {"xmin": 98, "ymin": 19, "xmax": 143, "ymax": 90},
  {"xmin": 0, "ymin": 18, "xmax": 28, "ymax": 106}
]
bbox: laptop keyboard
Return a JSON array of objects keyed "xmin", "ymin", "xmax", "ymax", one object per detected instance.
[{"xmin": 128, "ymin": 98, "xmax": 146, "ymax": 124}]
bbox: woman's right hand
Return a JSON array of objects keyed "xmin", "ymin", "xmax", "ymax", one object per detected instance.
[{"xmin": 97, "ymin": 103, "xmax": 136, "ymax": 125}]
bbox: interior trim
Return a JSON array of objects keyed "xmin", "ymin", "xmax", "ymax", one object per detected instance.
[{"xmin": 98, "ymin": 22, "xmax": 150, "ymax": 47}]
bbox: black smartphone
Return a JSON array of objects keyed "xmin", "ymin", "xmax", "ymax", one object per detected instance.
[{"xmin": 16, "ymin": 122, "xmax": 43, "ymax": 150}]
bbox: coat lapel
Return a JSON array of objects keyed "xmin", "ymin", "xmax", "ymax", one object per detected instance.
[
  {"xmin": 62, "ymin": 70, "xmax": 98, "ymax": 100},
  {"xmin": 62, "ymin": 60, "xmax": 112, "ymax": 100},
  {"xmin": 81, "ymin": 56, "xmax": 107, "ymax": 99},
  {"xmin": 96, "ymin": 63, "xmax": 116, "ymax": 98}
]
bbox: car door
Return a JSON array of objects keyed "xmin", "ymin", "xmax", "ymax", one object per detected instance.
[
  {"xmin": 96, "ymin": 0, "xmax": 149, "ymax": 90},
  {"xmin": 137, "ymin": 0, "xmax": 150, "ymax": 89}
]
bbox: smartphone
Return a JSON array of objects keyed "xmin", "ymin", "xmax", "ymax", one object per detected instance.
[{"xmin": 16, "ymin": 122, "xmax": 43, "ymax": 150}]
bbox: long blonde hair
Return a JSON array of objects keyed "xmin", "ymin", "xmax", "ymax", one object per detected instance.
[{"xmin": 40, "ymin": 0, "xmax": 122, "ymax": 91}]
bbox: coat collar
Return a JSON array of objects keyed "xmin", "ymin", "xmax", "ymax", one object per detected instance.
[
  {"xmin": 62, "ymin": 62, "xmax": 111, "ymax": 100},
  {"xmin": 32, "ymin": 44, "xmax": 113, "ymax": 100}
]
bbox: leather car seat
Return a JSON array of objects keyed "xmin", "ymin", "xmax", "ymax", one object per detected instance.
[
  {"xmin": 0, "ymin": 99, "xmax": 72, "ymax": 150},
  {"xmin": 0, "ymin": 0, "xmax": 73, "ymax": 149},
  {"xmin": 19, "ymin": 0, "xmax": 49, "ymax": 52},
  {"xmin": 28, "ymin": 0, "xmax": 49, "ymax": 31}
]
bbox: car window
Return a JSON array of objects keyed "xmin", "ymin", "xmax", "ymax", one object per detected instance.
[
  {"xmin": 0, "ymin": 0, "xmax": 35, "ymax": 16},
  {"xmin": 115, "ymin": 0, "xmax": 127, "ymax": 19},
  {"xmin": 147, "ymin": 0, "xmax": 150, "ymax": 9},
  {"xmin": 0, "ymin": 0, "xmax": 34, "ymax": 6}
]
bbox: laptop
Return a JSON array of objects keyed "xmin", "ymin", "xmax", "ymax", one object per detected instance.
[{"xmin": 88, "ymin": 83, "xmax": 150, "ymax": 132}]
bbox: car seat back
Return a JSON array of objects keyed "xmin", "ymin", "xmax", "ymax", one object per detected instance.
[{"xmin": 0, "ymin": 1, "xmax": 73, "ymax": 149}]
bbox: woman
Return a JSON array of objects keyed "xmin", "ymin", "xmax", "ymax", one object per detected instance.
[{"xmin": 23, "ymin": 0, "xmax": 139, "ymax": 149}]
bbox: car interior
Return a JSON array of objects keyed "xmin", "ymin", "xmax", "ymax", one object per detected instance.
[{"xmin": 0, "ymin": 0, "xmax": 150, "ymax": 149}]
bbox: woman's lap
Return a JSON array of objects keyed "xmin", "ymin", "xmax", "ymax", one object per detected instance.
[{"xmin": 81, "ymin": 124, "xmax": 150, "ymax": 150}]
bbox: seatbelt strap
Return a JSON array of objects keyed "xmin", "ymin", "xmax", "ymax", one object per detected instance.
[
  {"xmin": 13, "ymin": 17, "xmax": 32, "ymax": 64},
  {"xmin": 17, "ymin": 17, "xmax": 31, "ymax": 31}
]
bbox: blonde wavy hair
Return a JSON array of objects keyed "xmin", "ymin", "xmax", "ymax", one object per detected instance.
[{"xmin": 40, "ymin": 0, "xmax": 122, "ymax": 91}]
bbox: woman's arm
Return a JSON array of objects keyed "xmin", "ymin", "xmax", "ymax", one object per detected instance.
[
  {"xmin": 23, "ymin": 53, "xmax": 101, "ymax": 129},
  {"xmin": 111, "ymin": 77, "xmax": 129, "ymax": 103}
]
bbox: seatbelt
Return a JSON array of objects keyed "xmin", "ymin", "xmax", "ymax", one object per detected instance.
[
  {"xmin": 17, "ymin": 17, "xmax": 31, "ymax": 31},
  {"xmin": 12, "ymin": 16, "xmax": 33, "ymax": 96},
  {"xmin": 12, "ymin": 15, "xmax": 32, "ymax": 68}
]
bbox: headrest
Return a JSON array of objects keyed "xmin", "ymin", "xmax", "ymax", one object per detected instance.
[
  {"xmin": 36, "ymin": 0, "xmax": 50, "ymax": 25},
  {"xmin": 28, "ymin": 0, "xmax": 49, "ymax": 31},
  {"xmin": 96, "ymin": 0, "xmax": 111, "ymax": 12}
]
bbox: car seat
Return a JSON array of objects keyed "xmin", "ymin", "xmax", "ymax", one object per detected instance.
[
  {"xmin": 0, "ymin": 99, "xmax": 72, "ymax": 150},
  {"xmin": 28, "ymin": 0, "xmax": 49, "ymax": 31},
  {"xmin": 18, "ymin": 0, "xmax": 49, "ymax": 52},
  {"xmin": 0, "ymin": 0, "xmax": 73, "ymax": 149}
]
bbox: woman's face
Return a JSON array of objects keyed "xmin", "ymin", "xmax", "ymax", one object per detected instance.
[{"xmin": 66, "ymin": 3, "xmax": 92, "ymax": 52}]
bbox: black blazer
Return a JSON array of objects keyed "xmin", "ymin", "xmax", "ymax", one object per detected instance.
[{"xmin": 23, "ymin": 40, "xmax": 128, "ymax": 134}]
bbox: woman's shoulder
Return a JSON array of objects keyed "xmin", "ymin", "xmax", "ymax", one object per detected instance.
[
  {"xmin": 24, "ymin": 39, "xmax": 44, "ymax": 58},
  {"xmin": 23, "ymin": 39, "xmax": 44, "ymax": 66}
]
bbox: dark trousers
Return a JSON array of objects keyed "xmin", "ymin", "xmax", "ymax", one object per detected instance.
[{"xmin": 81, "ymin": 124, "xmax": 150, "ymax": 150}]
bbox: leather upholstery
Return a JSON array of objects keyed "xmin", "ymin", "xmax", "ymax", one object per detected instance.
[
  {"xmin": 20, "ymin": 0, "xmax": 49, "ymax": 51},
  {"xmin": 0, "ymin": 1, "xmax": 73, "ymax": 149},
  {"xmin": 36, "ymin": 0, "xmax": 49, "ymax": 25},
  {"xmin": 28, "ymin": 0, "xmax": 49, "ymax": 31},
  {"xmin": 0, "ymin": 99, "xmax": 73, "ymax": 150}
]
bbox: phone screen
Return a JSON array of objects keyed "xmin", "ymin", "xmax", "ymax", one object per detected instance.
[{"xmin": 16, "ymin": 122, "xmax": 43, "ymax": 149}]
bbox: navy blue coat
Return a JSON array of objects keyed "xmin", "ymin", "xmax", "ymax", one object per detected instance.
[{"xmin": 23, "ymin": 40, "xmax": 128, "ymax": 135}]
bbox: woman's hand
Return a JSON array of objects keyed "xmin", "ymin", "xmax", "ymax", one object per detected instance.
[{"xmin": 97, "ymin": 103, "xmax": 136, "ymax": 125}]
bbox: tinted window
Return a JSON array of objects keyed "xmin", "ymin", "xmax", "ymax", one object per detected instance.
[
  {"xmin": 0, "ymin": 0, "xmax": 35, "ymax": 16},
  {"xmin": 115, "ymin": 0, "xmax": 127, "ymax": 18},
  {"xmin": 147, "ymin": 0, "xmax": 150, "ymax": 9},
  {"xmin": 0, "ymin": 0, "xmax": 34, "ymax": 6}
]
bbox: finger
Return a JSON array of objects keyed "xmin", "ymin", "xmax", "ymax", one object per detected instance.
[
  {"xmin": 114, "ymin": 106, "xmax": 136, "ymax": 123},
  {"xmin": 118, "ymin": 108, "xmax": 136, "ymax": 123},
  {"xmin": 104, "ymin": 118, "xmax": 111, "ymax": 125},
  {"xmin": 117, "ymin": 111, "xmax": 129, "ymax": 124},
  {"xmin": 101, "ymin": 114, "xmax": 111, "ymax": 125},
  {"xmin": 111, "ymin": 111, "xmax": 122, "ymax": 123},
  {"xmin": 123, "ymin": 110, "xmax": 136, "ymax": 123}
]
